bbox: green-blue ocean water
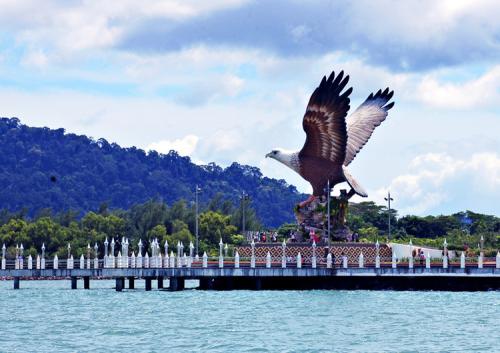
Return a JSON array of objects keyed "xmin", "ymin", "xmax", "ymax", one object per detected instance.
[{"xmin": 0, "ymin": 280, "xmax": 498, "ymax": 353}]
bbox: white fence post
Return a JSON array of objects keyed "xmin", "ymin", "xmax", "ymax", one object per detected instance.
[
  {"xmin": 266, "ymin": 252, "xmax": 271, "ymax": 268},
  {"xmin": 234, "ymin": 251, "xmax": 240, "ymax": 268},
  {"xmin": 443, "ymin": 255, "xmax": 448, "ymax": 269},
  {"xmin": 80, "ymin": 255, "xmax": 84, "ymax": 269},
  {"xmin": 169, "ymin": 251, "xmax": 175, "ymax": 268},
  {"xmin": 53, "ymin": 255, "xmax": 58, "ymax": 269},
  {"xmin": 130, "ymin": 252, "xmax": 136, "ymax": 268},
  {"xmin": 36, "ymin": 255, "xmax": 41, "ymax": 269},
  {"xmin": 296, "ymin": 253, "xmax": 302, "ymax": 269},
  {"xmin": 326, "ymin": 253, "xmax": 332, "ymax": 269},
  {"xmin": 496, "ymin": 252, "xmax": 500, "ymax": 269},
  {"xmin": 358, "ymin": 252, "xmax": 364, "ymax": 268},
  {"xmin": 409, "ymin": 254, "xmax": 413, "ymax": 269},
  {"xmin": 342, "ymin": 255, "xmax": 348, "ymax": 269},
  {"xmin": 202, "ymin": 252, "xmax": 208, "ymax": 268},
  {"xmin": 478, "ymin": 254, "xmax": 483, "ymax": 269},
  {"xmin": 28, "ymin": 255, "xmax": 33, "ymax": 269},
  {"xmin": 426, "ymin": 253, "xmax": 431, "ymax": 269},
  {"xmin": 392, "ymin": 252, "xmax": 397, "ymax": 269},
  {"xmin": 282, "ymin": 240, "xmax": 287, "ymax": 269},
  {"xmin": 144, "ymin": 253, "xmax": 149, "ymax": 268},
  {"xmin": 375, "ymin": 255, "xmax": 380, "ymax": 269},
  {"xmin": 460, "ymin": 252, "xmax": 466, "ymax": 269}
]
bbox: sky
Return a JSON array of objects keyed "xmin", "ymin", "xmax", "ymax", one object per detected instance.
[{"xmin": 0, "ymin": 0, "xmax": 499, "ymax": 216}]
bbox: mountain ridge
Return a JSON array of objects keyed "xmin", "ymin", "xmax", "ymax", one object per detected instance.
[{"xmin": 0, "ymin": 117, "xmax": 303, "ymax": 227}]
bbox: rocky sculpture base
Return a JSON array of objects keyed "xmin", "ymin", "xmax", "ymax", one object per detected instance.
[{"xmin": 294, "ymin": 198, "xmax": 351, "ymax": 242}]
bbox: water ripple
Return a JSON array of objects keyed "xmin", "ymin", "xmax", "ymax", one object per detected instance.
[{"xmin": 0, "ymin": 280, "xmax": 498, "ymax": 352}]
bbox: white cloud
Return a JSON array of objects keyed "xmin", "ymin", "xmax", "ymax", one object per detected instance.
[
  {"xmin": 147, "ymin": 134, "xmax": 199, "ymax": 156},
  {"xmin": 373, "ymin": 152, "xmax": 500, "ymax": 215},
  {"xmin": 417, "ymin": 66, "xmax": 500, "ymax": 109}
]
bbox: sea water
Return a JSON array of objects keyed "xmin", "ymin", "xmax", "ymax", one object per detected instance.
[{"xmin": 0, "ymin": 280, "xmax": 498, "ymax": 352}]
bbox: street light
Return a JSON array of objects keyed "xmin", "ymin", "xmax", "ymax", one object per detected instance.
[
  {"xmin": 384, "ymin": 191, "xmax": 394, "ymax": 240},
  {"xmin": 194, "ymin": 184, "xmax": 202, "ymax": 256},
  {"xmin": 240, "ymin": 192, "xmax": 250, "ymax": 238},
  {"xmin": 67, "ymin": 243, "xmax": 71, "ymax": 259},
  {"xmin": 325, "ymin": 180, "xmax": 331, "ymax": 251}
]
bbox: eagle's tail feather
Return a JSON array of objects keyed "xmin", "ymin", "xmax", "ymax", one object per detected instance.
[{"xmin": 342, "ymin": 166, "xmax": 368, "ymax": 197}]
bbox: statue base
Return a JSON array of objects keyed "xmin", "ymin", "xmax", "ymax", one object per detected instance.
[{"xmin": 294, "ymin": 197, "xmax": 352, "ymax": 243}]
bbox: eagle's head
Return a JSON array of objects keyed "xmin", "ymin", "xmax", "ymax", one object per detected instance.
[{"xmin": 265, "ymin": 148, "xmax": 299, "ymax": 173}]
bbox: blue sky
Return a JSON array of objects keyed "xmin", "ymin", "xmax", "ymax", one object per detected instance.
[{"xmin": 0, "ymin": 0, "xmax": 499, "ymax": 216}]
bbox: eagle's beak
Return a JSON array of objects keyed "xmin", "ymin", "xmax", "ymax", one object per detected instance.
[{"xmin": 265, "ymin": 152, "xmax": 271, "ymax": 158}]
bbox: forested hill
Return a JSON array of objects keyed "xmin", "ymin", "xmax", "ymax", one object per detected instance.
[{"xmin": 0, "ymin": 117, "xmax": 303, "ymax": 227}]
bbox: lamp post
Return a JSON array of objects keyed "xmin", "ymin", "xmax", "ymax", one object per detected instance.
[
  {"xmin": 194, "ymin": 184, "xmax": 202, "ymax": 255},
  {"xmin": 219, "ymin": 238, "xmax": 224, "ymax": 258},
  {"xmin": 480, "ymin": 235, "xmax": 484, "ymax": 257},
  {"xmin": 326, "ymin": 180, "xmax": 331, "ymax": 251},
  {"xmin": 67, "ymin": 243, "xmax": 71, "ymax": 259},
  {"xmin": 240, "ymin": 192, "xmax": 249, "ymax": 238},
  {"xmin": 384, "ymin": 191, "xmax": 394, "ymax": 239}
]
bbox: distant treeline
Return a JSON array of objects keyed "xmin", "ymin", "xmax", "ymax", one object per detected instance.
[
  {"xmin": 0, "ymin": 195, "xmax": 260, "ymax": 258},
  {"xmin": 346, "ymin": 202, "xmax": 499, "ymax": 253},
  {"xmin": 1, "ymin": 197, "xmax": 498, "ymax": 257}
]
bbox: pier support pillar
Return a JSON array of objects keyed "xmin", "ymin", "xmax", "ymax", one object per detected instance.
[
  {"xmin": 169, "ymin": 277, "xmax": 185, "ymax": 291},
  {"xmin": 116, "ymin": 277, "xmax": 124, "ymax": 292},
  {"xmin": 71, "ymin": 277, "xmax": 77, "ymax": 289},
  {"xmin": 145, "ymin": 277, "xmax": 152, "ymax": 291},
  {"xmin": 83, "ymin": 276, "xmax": 90, "ymax": 289},
  {"xmin": 254, "ymin": 278, "xmax": 262, "ymax": 290},
  {"xmin": 128, "ymin": 277, "xmax": 135, "ymax": 289},
  {"xmin": 199, "ymin": 278, "xmax": 214, "ymax": 290},
  {"xmin": 157, "ymin": 276, "xmax": 164, "ymax": 289},
  {"xmin": 13, "ymin": 277, "xmax": 20, "ymax": 290}
]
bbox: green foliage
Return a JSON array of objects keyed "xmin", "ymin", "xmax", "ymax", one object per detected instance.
[{"xmin": 230, "ymin": 234, "xmax": 245, "ymax": 245}]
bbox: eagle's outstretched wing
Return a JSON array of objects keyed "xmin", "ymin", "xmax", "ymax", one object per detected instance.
[
  {"xmin": 299, "ymin": 71, "xmax": 352, "ymax": 165},
  {"xmin": 344, "ymin": 88, "xmax": 394, "ymax": 166}
]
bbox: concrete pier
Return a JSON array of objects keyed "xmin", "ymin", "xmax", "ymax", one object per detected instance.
[
  {"xmin": 157, "ymin": 276, "xmax": 164, "ymax": 289},
  {"xmin": 1, "ymin": 265, "xmax": 499, "ymax": 291},
  {"xmin": 169, "ymin": 277, "xmax": 184, "ymax": 291},
  {"xmin": 115, "ymin": 277, "xmax": 124, "ymax": 292},
  {"xmin": 145, "ymin": 277, "xmax": 152, "ymax": 291},
  {"xmin": 128, "ymin": 277, "xmax": 135, "ymax": 289}
]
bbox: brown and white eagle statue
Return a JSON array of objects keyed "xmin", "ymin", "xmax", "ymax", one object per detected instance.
[{"xmin": 266, "ymin": 70, "xmax": 394, "ymax": 206}]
